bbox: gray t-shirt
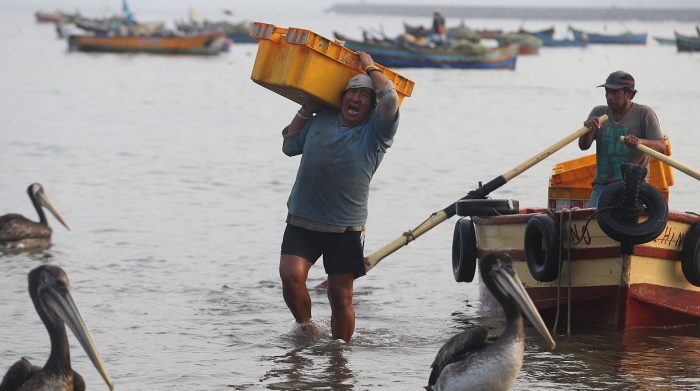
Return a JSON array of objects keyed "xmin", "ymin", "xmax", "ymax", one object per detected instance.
[
  {"xmin": 588, "ymin": 103, "xmax": 662, "ymax": 184},
  {"xmin": 282, "ymin": 109, "xmax": 399, "ymax": 229}
]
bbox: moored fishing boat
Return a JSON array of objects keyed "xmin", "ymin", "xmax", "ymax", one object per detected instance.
[
  {"xmin": 334, "ymin": 32, "xmax": 519, "ymax": 69},
  {"xmin": 35, "ymin": 11, "xmax": 79, "ymax": 24},
  {"xmin": 496, "ymin": 32, "xmax": 542, "ymax": 55},
  {"xmin": 539, "ymin": 36, "xmax": 588, "ymax": 48},
  {"xmin": 653, "ymin": 36, "xmax": 676, "ymax": 46},
  {"xmin": 453, "ymin": 151, "xmax": 700, "ymax": 332},
  {"xmin": 67, "ymin": 31, "xmax": 226, "ymax": 55},
  {"xmin": 675, "ymin": 31, "xmax": 700, "ymax": 52},
  {"xmin": 569, "ymin": 26, "xmax": 647, "ymax": 45}
]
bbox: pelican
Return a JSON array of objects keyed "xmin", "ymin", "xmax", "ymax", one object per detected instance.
[
  {"xmin": 427, "ymin": 251, "xmax": 556, "ymax": 391},
  {"xmin": 0, "ymin": 183, "xmax": 70, "ymax": 251},
  {"xmin": 0, "ymin": 265, "xmax": 114, "ymax": 391}
]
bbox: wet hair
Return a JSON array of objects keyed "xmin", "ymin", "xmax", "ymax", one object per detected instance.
[{"xmin": 340, "ymin": 88, "xmax": 377, "ymax": 110}]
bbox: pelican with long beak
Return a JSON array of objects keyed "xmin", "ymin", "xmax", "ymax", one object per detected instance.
[
  {"xmin": 0, "ymin": 183, "xmax": 70, "ymax": 251},
  {"xmin": 0, "ymin": 265, "xmax": 114, "ymax": 390},
  {"xmin": 427, "ymin": 251, "xmax": 556, "ymax": 391}
]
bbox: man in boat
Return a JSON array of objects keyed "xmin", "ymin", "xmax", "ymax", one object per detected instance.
[
  {"xmin": 578, "ymin": 70, "xmax": 666, "ymax": 207},
  {"xmin": 278, "ymin": 51, "xmax": 400, "ymax": 342},
  {"xmin": 432, "ymin": 9, "xmax": 446, "ymax": 46}
]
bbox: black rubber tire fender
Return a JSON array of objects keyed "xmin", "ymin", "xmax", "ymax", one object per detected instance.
[
  {"xmin": 524, "ymin": 213, "xmax": 561, "ymax": 282},
  {"xmin": 452, "ymin": 218, "xmax": 477, "ymax": 282},
  {"xmin": 681, "ymin": 223, "xmax": 700, "ymax": 287},
  {"xmin": 455, "ymin": 199, "xmax": 519, "ymax": 217},
  {"xmin": 597, "ymin": 182, "xmax": 669, "ymax": 245}
]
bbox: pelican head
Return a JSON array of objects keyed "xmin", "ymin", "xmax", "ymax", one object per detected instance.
[
  {"xmin": 481, "ymin": 251, "xmax": 556, "ymax": 349},
  {"xmin": 428, "ymin": 252, "xmax": 554, "ymax": 391},
  {"xmin": 28, "ymin": 265, "xmax": 113, "ymax": 390},
  {"xmin": 28, "ymin": 183, "xmax": 70, "ymax": 230}
]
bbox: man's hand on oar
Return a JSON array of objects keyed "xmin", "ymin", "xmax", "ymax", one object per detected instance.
[{"xmin": 620, "ymin": 135, "xmax": 700, "ymax": 181}]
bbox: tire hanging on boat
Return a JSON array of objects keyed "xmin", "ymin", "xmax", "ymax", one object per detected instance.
[
  {"xmin": 681, "ymin": 223, "xmax": 700, "ymax": 287},
  {"xmin": 597, "ymin": 181, "xmax": 669, "ymax": 245},
  {"xmin": 455, "ymin": 199, "xmax": 519, "ymax": 217},
  {"xmin": 524, "ymin": 213, "xmax": 560, "ymax": 282},
  {"xmin": 452, "ymin": 218, "xmax": 477, "ymax": 282}
]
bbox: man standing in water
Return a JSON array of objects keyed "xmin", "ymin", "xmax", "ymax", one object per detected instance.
[
  {"xmin": 578, "ymin": 70, "xmax": 665, "ymax": 207},
  {"xmin": 279, "ymin": 51, "xmax": 400, "ymax": 342}
]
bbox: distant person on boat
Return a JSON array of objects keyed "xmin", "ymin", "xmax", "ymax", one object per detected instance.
[
  {"xmin": 579, "ymin": 71, "xmax": 666, "ymax": 207},
  {"xmin": 432, "ymin": 9, "xmax": 446, "ymax": 46},
  {"xmin": 279, "ymin": 51, "xmax": 400, "ymax": 343}
]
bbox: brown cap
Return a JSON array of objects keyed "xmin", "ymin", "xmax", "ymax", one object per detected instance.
[{"xmin": 598, "ymin": 71, "xmax": 635, "ymax": 90}]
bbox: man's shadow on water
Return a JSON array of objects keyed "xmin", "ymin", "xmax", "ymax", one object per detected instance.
[{"xmin": 259, "ymin": 340, "xmax": 354, "ymax": 390}]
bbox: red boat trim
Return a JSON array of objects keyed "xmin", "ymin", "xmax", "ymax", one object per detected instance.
[
  {"xmin": 633, "ymin": 246, "xmax": 681, "ymax": 260},
  {"xmin": 520, "ymin": 283, "xmax": 700, "ymax": 330}
]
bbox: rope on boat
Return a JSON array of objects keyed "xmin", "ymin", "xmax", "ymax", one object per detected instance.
[
  {"xmin": 550, "ymin": 208, "xmax": 581, "ymax": 336},
  {"xmin": 566, "ymin": 208, "xmax": 574, "ymax": 336},
  {"xmin": 552, "ymin": 209, "xmax": 564, "ymax": 336},
  {"xmin": 401, "ymin": 212, "xmax": 439, "ymax": 244}
]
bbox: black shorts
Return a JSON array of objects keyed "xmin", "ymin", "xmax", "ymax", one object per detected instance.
[{"xmin": 281, "ymin": 224, "xmax": 366, "ymax": 278}]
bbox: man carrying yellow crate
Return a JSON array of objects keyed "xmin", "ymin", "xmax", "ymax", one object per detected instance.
[{"xmin": 278, "ymin": 51, "xmax": 400, "ymax": 342}]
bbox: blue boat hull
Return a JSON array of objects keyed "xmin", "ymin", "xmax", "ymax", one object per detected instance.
[
  {"xmin": 570, "ymin": 27, "xmax": 647, "ymax": 45},
  {"xmin": 675, "ymin": 32, "xmax": 700, "ymax": 52},
  {"xmin": 339, "ymin": 38, "xmax": 518, "ymax": 69},
  {"xmin": 227, "ymin": 33, "xmax": 256, "ymax": 43}
]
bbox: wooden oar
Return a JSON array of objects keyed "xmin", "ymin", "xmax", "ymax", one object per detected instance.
[
  {"xmin": 315, "ymin": 115, "xmax": 608, "ymax": 289},
  {"xmin": 619, "ymin": 135, "xmax": 700, "ymax": 181}
]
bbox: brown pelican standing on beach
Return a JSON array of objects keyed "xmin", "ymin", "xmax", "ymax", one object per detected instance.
[
  {"xmin": 0, "ymin": 183, "xmax": 70, "ymax": 251},
  {"xmin": 0, "ymin": 265, "xmax": 114, "ymax": 391},
  {"xmin": 427, "ymin": 251, "xmax": 556, "ymax": 391}
]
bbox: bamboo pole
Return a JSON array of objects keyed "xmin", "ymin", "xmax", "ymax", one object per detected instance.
[
  {"xmin": 315, "ymin": 115, "xmax": 608, "ymax": 288},
  {"xmin": 619, "ymin": 136, "xmax": 700, "ymax": 181}
]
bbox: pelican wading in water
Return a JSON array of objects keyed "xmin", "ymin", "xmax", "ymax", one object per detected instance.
[
  {"xmin": 0, "ymin": 183, "xmax": 70, "ymax": 251},
  {"xmin": 427, "ymin": 251, "xmax": 556, "ymax": 391},
  {"xmin": 0, "ymin": 265, "xmax": 114, "ymax": 391}
]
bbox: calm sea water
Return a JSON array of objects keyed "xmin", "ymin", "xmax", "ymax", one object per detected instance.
[{"xmin": 2, "ymin": 3, "xmax": 700, "ymax": 390}]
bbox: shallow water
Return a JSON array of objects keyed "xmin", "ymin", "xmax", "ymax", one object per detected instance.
[{"xmin": 2, "ymin": 3, "xmax": 700, "ymax": 390}]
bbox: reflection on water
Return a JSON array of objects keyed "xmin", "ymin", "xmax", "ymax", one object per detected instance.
[
  {"xmin": 517, "ymin": 325, "xmax": 700, "ymax": 390},
  {"xmin": 258, "ymin": 324, "xmax": 355, "ymax": 390}
]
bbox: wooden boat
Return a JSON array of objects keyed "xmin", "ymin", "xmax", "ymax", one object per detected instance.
[
  {"xmin": 653, "ymin": 36, "xmax": 676, "ymax": 46},
  {"xmin": 675, "ymin": 32, "xmax": 700, "ymax": 52},
  {"xmin": 75, "ymin": 16, "xmax": 166, "ymax": 36},
  {"xmin": 569, "ymin": 26, "xmax": 647, "ymax": 45},
  {"xmin": 538, "ymin": 36, "xmax": 588, "ymax": 48},
  {"xmin": 525, "ymin": 28, "xmax": 587, "ymax": 48},
  {"xmin": 453, "ymin": 153, "xmax": 700, "ymax": 332},
  {"xmin": 67, "ymin": 31, "xmax": 226, "ymax": 55},
  {"xmin": 403, "ymin": 22, "xmax": 432, "ymax": 38},
  {"xmin": 35, "ymin": 11, "xmax": 78, "ymax": 24},
  {"xmin": 474, "ymin": 29, "xmax": 503, "ymax": 40},
  {"xmin": 496, "ymin": 33, "xmax": 542, "ymax": 55},
  {"xmin": 471, "ymin": 208, "xmax": 700, "ymax": 331},
  {"xmin": 175, "ymin": 20, "xmax": 256, "ymax": 43},
  {"xmin": 403, "ymin": 21, "xmax": 481, "ymax": 42},
  {"xmin": 519, "ymin": 27, "xmax": 555, "ymax": 39},
  {"xmin": 334, "ymin": 33, "xmax": 518, "ymax": 69}
]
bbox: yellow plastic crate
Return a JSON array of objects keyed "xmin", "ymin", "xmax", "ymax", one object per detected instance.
[
  {"xmin": 549, "ymin": 154, "xmax": 597, "ymax": 188},
  {"xmin": 250, "ymin": 22, "xmax": 414, "ymax": 108},
  {"xmin": 547, "ymin": 136, "xmax": 674, "ymax": 206}
]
